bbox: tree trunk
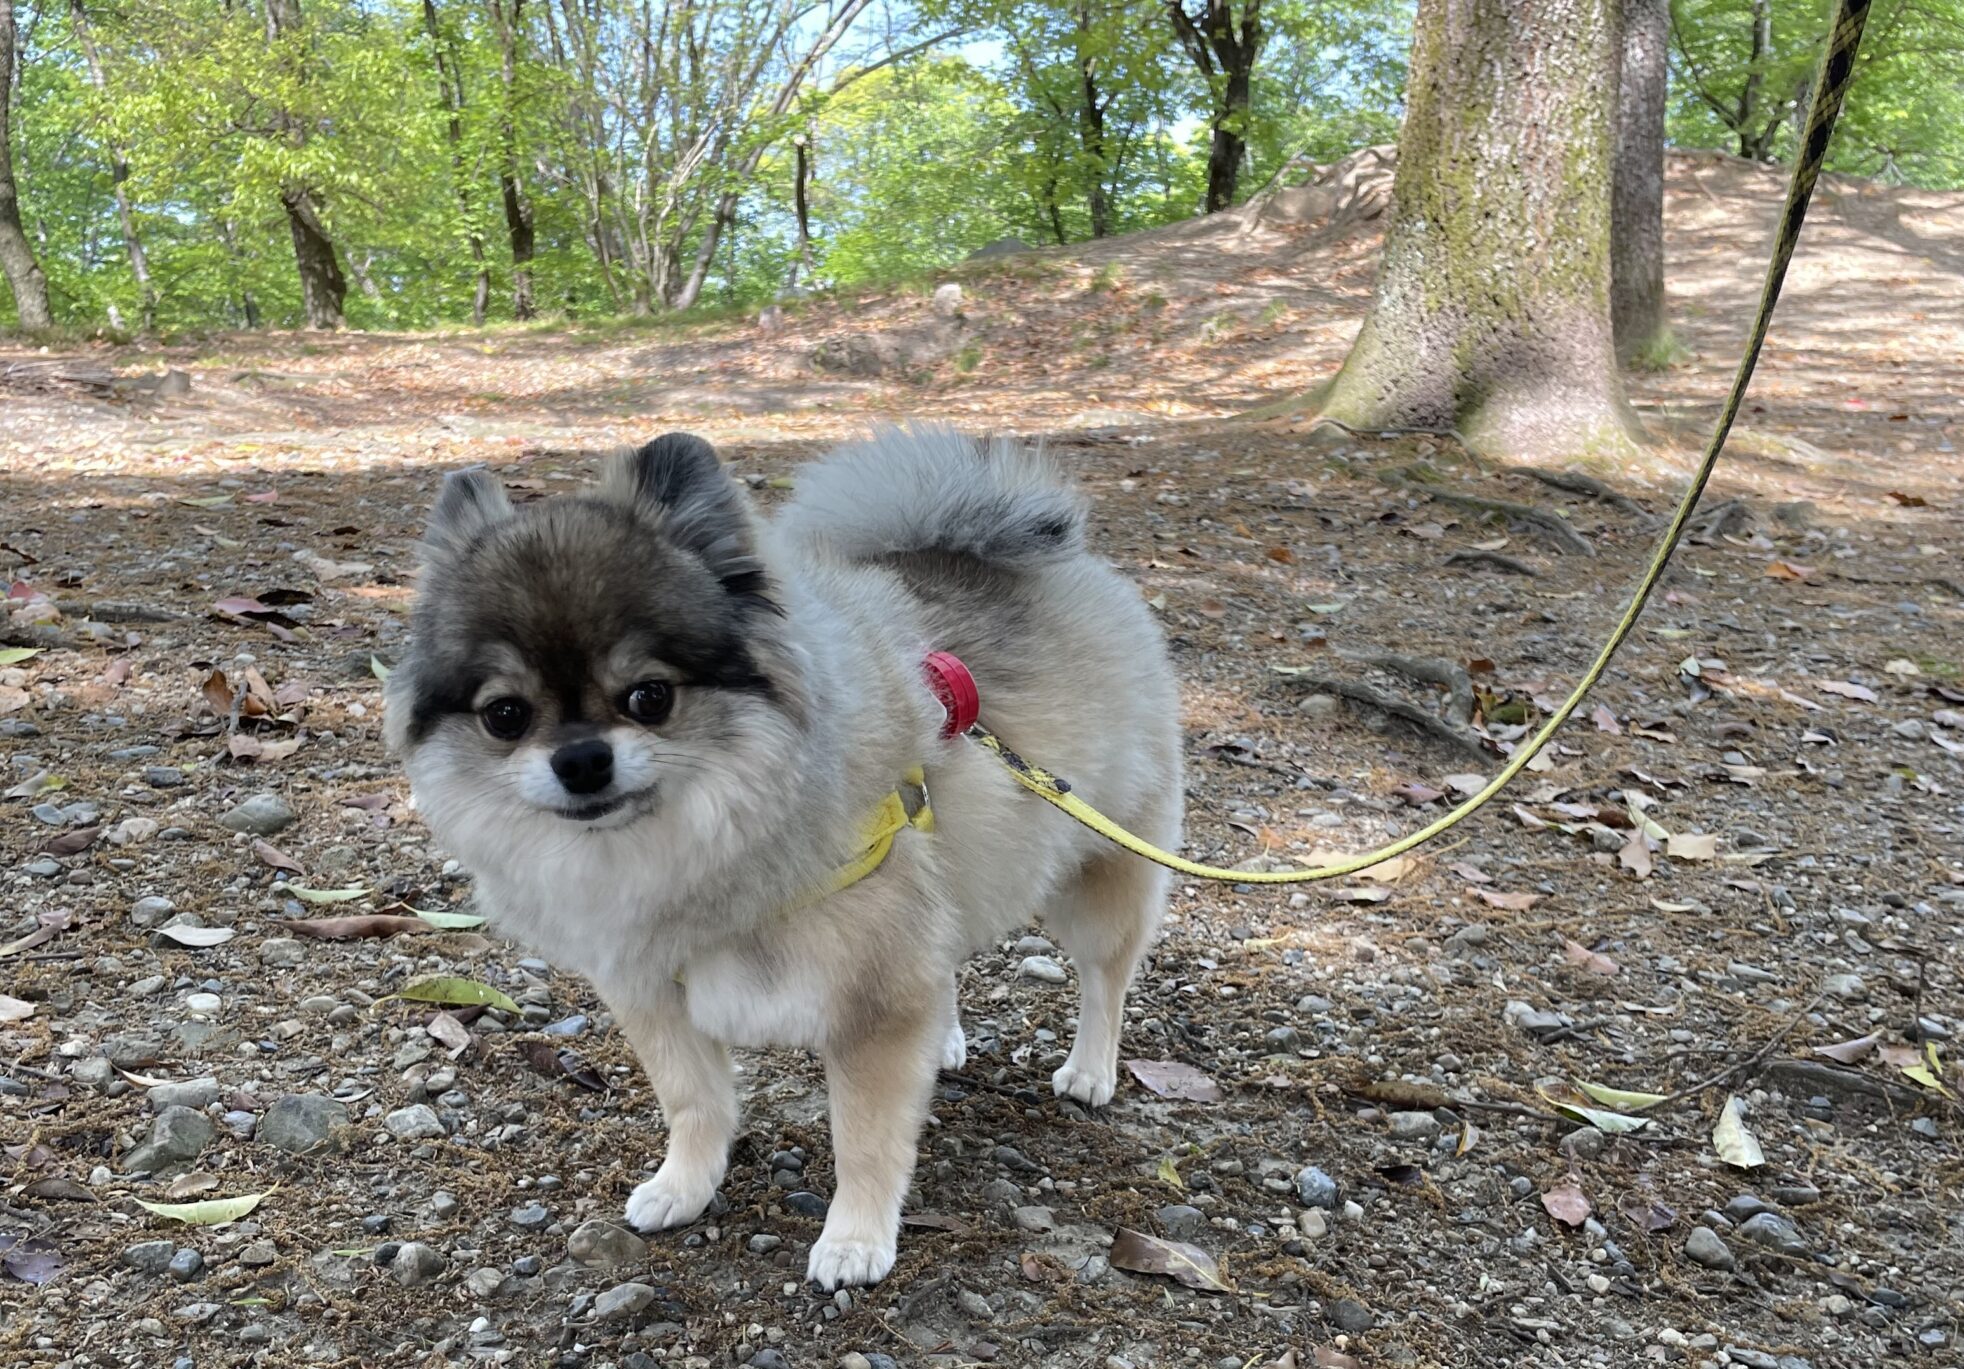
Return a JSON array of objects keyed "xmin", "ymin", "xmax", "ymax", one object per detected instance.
[
  {"xmin": 1738, "ymin": 0, "xmax": 1771, "ymax": 159},
  {"xmin": 1612, "ymin": 0, "xmax": 1668, "ymax": 364},
  {"xmin": 265, "ymin": 0, "xmax": 347, "ymax": 329},
  {"xmin": 789, "ymin": 132, "xmax": 816, "ymax": 288},
  {"xmin": 70, "ymin": 0, "xmax": 155, "ymax": 330},
  {"xmin": 422, "ymin": 0, "xmax": 489, "ymax": 325},
  {"xmin": 1075, "ymin": 28, "xmax": 1111, "ymax": 238},
  {"xmin": 1318, "ymin": 0, "xmax": 1639, "ymax": 462},
  {"xmin": 0, "ymin": 0, "xmax": 53, "ymax": 329},
  {"xmin": 1167, "ymin": 0, "xmax": 1264, "ymax": 214},
  {"xmin": 281, "ymin": 186, "xmax": 348, "ymax": 329},
  {"xmin": 488, "ymin": 0, "xmax": 535, "ymax": 318}
]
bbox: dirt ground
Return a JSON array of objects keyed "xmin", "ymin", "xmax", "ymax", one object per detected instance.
[{"xmin": 3, "ymin": 151, "xmax": 1961, "ymax": 1369}]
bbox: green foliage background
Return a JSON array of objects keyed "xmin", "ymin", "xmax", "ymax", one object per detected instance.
[{"xmin": 0, "ymin": 0, "xmax": 1958, "ymax": 331}]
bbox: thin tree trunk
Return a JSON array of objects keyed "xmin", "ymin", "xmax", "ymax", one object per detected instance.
[
  {"xmin": 668, "ymin": 0, "xmax": 873, "ymax": 311},
  {"xmin": 0, "ymin": 0, "xmax": 52, "ymax": 329},
  {"xmin": 1167, "ymin": 0, "xmax": 1263, "ymax": 214},
  {"xmin": 265, "ymin": 0, "xmax": 346, "ymax": 328},
  {"xmin": 1612, "ymin": 0, "xmax": 1668, "ymax": 364},
  {"xmin": 1738, "ymin": 0, "xmax": 1771, "ymax": 158},
  {"xmin": 1075, "ymin": 4, "xmax": 1111, "ymax": 238},
  {"xmin": 423, "ymin": 0, "xmax": 489, "ymax": 325},
  {"xmin": 789, "ymin": 132, "xmax": 816, "ymax": 286},
  {"xmin": 70, "ymin": 0, "xmax": 155, "ymax": 330},
  {"xmin": 218, "ymin": 219, "xmax": 259, "ymax": 328},
  {"xmin": 281, "ymin": 186, "xmax": 349, "ymax": 328},
  {"xmin": 1319, "ymin": 0, "xmax": 1639, "ymax": 462},
  {"xmin": 488, "ymin": 0, "xmax": 535, "ymax": 318}
]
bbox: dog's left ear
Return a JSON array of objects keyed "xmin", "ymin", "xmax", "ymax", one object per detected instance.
[{"xmin": 603, "ymin": 433, "xmax": 775, "ymax": 612}]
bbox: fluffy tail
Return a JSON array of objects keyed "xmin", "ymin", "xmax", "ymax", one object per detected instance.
[{"xmin": 781, "ymin": 422, "xmax": 1085, "ymax": 566}]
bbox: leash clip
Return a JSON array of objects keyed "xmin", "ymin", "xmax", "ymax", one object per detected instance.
[{"xmin": 922, "ymin": 651, "xmax": 979, "ymax": 738}]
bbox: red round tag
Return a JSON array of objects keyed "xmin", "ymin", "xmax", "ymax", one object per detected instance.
[{"xmin": 922, "ymin": 651, "xmax": 980, "ymax": 738}]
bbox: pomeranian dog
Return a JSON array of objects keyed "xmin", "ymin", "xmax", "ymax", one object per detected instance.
[{"xmin": 386, "ymin": 424, "xmax": 1180, "ymax": 1288}]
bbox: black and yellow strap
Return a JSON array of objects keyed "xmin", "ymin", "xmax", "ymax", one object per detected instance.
[{"xmin": 973, "ymin": 1, "xmax": 1872, "ymax": 885}]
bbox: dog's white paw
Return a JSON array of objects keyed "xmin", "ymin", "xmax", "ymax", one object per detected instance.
[
  {"xmin": 1052, "ymin": 1057, "xmax": 1116, "ymax": 1107},
  {"xmin": 938, "ymin": 1019, "xmax": 968, "ymax": 1072},
  {"xmin": 806, "ymin": 1232, "xmax": 897, "ymax": 1290},
  {"xmin": 624, "ymin": 1167, "xmax": 717, "ymax": 1233}
]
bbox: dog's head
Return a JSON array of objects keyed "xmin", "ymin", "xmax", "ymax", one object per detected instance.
[{"xmin": 386, "ymin": 435, "xmax": 805, "ymax": 852}]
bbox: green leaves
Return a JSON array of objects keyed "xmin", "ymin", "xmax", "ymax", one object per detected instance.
[
  {"xmin": 135, "ymin": 1190, "xmax": 272, "ymax": 1226},
  {"xmin": 388, "ymin": 977, "xmax": 519, "ymax": 1014}
]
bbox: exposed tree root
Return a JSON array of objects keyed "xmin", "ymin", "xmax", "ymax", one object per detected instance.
[
  {"xmin": 1336, "ymin": 648, "xmax": 1475, "ymax": 724},
  {"xmin": 1445, "ymin": 549, "xmax": 1538, "ymax": 577},
  {"xmin": 1690, "ymin": 497, "xmax": 1752, "ymax": 541},
  {"xmin": 1279, "ymin": 674, "xmax": 1487, "ymax": 757},
  {"xmin": 1395, "ymin": 479, "xmax": 1595, "ymax": 556},
  {"xmin": 1507, "ymin": 465, "xmax": 1646, "ymax": 516}
]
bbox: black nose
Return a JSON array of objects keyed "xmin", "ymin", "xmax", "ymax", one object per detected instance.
[{"xmin": 550, "ymin": 738, "xmax": 614, "ymax": 795}]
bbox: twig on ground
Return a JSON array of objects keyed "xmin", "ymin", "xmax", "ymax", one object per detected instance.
[
  {"xmin": 1444, "ymin": 549, "xmax": 1538, "ymax": 576},
  {"xmin": 1337, "ymin": 648, "xmax": 1475, "ymax": 724},
  {"xmin": 1395, "ymin": 479, "xmax": 1594, "ymax": 556},
  {"xmin": 1278, "ymin": 674, "xmax": 1487, "ymax": 757},
  {"xmin": 1656, "ymin": 993, "xmax": 1824, "ymax": 1109},
  {"xmin": 1508, "ymin": 465, "xmax": 1648, "ymax": 516},
  {"xmin": 1762, "ymin": 1059, "xmax": 1926, "ymax": 1108}
]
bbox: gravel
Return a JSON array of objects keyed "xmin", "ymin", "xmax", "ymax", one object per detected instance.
[
  {"xmin": 1685, "ymin": 1226, "xmax": 1736, "ymax": 1271},
  {"xmin": 145, "ymin": 1077, "xmax": 220, "ymax": 1112},
  {"xmin": 568, "ymin": 1220, "xmax": 648, "ymax": 1269},
  {"xmin": 166, "ymin": 1248, "xmax": 204, "ymax": 1282},
  {"xmin": 1017, "ymin": 955, "xmax": 1067, "ymax": 984},
  {"xmin": 123, "ymin": 1241, "xmax": 176, "ymax": 1275},
  {"xmin": 595, "ymin": 1282, "xmax": 657, "ymax": 1321},
  {"xmin": 390, "ymin": 1242, "xmax": 446, "ymax": 1288},
  {"xmin": 121, "ymin": 1106, "xmax": 214, "ymax": 1172},
  {"xmin": 258, "ymin": 1093, "xmax": 350, "ymax": 1153},
  {"xmin": 1736, "ymin": 1212, "xmax": 1810, "ymax": 1257},
  {"xmin": 1294, "ymin": 1165, "xmax": 1338, "ymax": 1209},
  {"xmin": 216, "ymin": 792, "xmax": 297, "ymax": 835},
  {"xmin": 382, "ymin": 1103, "xmax": 445, "ymax": 1140}
]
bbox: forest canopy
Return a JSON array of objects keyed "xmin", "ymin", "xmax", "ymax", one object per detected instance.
[{"xmin": 1, "ymin": 0, "xmax": 1959, "ymax": 332}]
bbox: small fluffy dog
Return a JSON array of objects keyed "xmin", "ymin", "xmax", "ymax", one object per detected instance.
[{"xmin": 386, "ymin": 424, "xmax": 1180, "ymax": 1288}]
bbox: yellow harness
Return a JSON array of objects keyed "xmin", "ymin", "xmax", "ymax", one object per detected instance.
[{"xmin": 798, "ymin": 766, "xmax": 935, "ymax": 906}]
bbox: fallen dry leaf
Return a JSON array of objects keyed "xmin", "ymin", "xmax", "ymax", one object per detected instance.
[
  {"xmin": 1125, "ymin": 1059, "xmax": 1223, "ymax": 1102},
  {"xmin": 1564, "ymin": 939, "xmax": 1619, "ymax": 976},
  {"xmin": 273, "ymin": 915, "xmax": 431, "ymax": 940},
  {"xmin": 1811, "ymin": 1032, "xmax": 1881, "ymax": 1064},
  {"xmin": 1541, "ymin": 1182, "xmax": 1591, "ymax": 1227},
  {"xmin": 1765, "ymin": 560, "xmax": 1815, "ymax": 581},
  {"xmin": 1816, "ymin": 679, "xmax": 1878, "ymax": 703},
  {"xmin": 1666, "ymin": 832, "xmax": 1718, "ymax": 860},
  {"xmin": 39, "ymin": 826, "xmax": 100, "ymax": 856},
  {"xmin": 1590, "ymin": 703, "xmax": 1621, "ymax": 734},
  {"xmin": 252, "ymin": 840, "xmax": 305, "ymax": 875},
  {"xmin": 1109, "ymin": 1227, "xmax": 1235, "ymax": 1293},
  {"xmin": 1713, "ymin": 1095, "xmax": 1764, "ymax": 1169},
  {"xmin": 1476, "ymin": 888, "xmax": 1541, "ymax": 911}
]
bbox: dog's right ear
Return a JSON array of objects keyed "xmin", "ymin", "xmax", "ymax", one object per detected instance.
[{"xmin": 422, "ymin": 466, "xmax": 513, "ymax": 563}]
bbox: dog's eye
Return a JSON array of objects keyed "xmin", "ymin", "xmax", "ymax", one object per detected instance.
[
  {"xmin": 479, "ymin": 697, "xmax": 533, "ymax": 741},
  {"xmin": 621, "ymin": 681, "xmax": 674, "ymax": 725}
]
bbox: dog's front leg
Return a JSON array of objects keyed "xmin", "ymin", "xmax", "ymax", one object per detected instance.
[
  {"xmin": 807, "ymin": 1007, "xmax": 938, "ymax": 1289},
  {"xmin": 613, "ymin": 985, "xmax": 737, "ymax": 1234}
]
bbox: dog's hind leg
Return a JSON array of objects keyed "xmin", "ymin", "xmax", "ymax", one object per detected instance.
[
  {"xmin": 937, "ymin": 972, "xmax": 967, "ymax": 1072},
  {"xmin": 615, "ymin": 986, "xmax": 738, "ymax": 1234},
  {"xmin": 1045, "ymin": 833, "xmax": 1171, "ymax": 1107}
]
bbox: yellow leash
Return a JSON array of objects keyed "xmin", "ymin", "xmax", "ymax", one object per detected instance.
[{"xmin": 972, "ymin": 1, "xmax": 1872, "ymax": 884}]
